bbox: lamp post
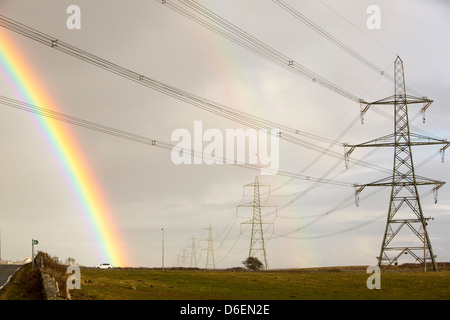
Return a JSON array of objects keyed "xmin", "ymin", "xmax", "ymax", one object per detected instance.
[{"xmin": 161, "ymin": 228, "xmax": 164, "ymax": 271}]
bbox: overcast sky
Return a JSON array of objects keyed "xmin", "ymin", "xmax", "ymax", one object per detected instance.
[{"xmin": 0, "ymin": 0, "xmax": 449, "ymax": 269}]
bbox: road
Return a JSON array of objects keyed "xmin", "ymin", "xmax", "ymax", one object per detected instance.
[{"xmin": 0, "ymin": 265, "xmax": 22, "ymax": 291}]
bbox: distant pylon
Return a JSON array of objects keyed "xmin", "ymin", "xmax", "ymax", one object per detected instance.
[
  {"xmin": 345, "ymin": 56, "xmax": 449, "ymax": 271},
  {"xmin": 202, "ymin": 224, "xmax": 216, "ymax": 269},
  {"xmin": 188, "ymin": 235, "xmax": 198, "ymax": 268},
  {"xmin": 238, "ymin": 176, "xmax": 277, "ymax": 270},
  {"xmin": 176, "ymin": 249, "xmax": 187, "ymax": 268}
]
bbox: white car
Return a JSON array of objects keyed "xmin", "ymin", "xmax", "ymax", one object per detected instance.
[{"xmin": 96, "ymin": 263, "xmax": 113, "ymax": 269}]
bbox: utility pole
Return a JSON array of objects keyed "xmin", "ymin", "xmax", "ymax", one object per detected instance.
[
  {"xmin": 238, "ymin": 176, "xmax": 277, "ymax": 270},
  {"xmin": 31, "ymin": 239, "xmax": 38, "ymax": 268},
  {"xmin": 345, "ymin": 56, "xmax": 449, "ymax": 271}
]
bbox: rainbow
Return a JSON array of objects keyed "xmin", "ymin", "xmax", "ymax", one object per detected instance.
[{"xmin": 0, "ymin": 29, "xmax": 129, "ymax": 267}]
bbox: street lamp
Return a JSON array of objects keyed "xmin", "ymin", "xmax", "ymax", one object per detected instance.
[{"xmin": 161, "ymin": 228, "xmax": 164, "ymax": 271}]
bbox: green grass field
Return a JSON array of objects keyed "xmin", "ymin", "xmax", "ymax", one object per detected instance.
[{"xmin": 71, "ymin": 267, "xmax": 450, "ymax": 300}]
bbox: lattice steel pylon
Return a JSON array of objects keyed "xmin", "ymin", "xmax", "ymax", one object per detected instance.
[
  {"xmin": 345, "ymin": 56, "xmax": 449, "ymax": 271},
  {"xmin": 201, "ymin": 224, "xmax": 216, "ymax": 269},
  {"xmin": 188, "ymin": 235, "xmax": 198, "ymax": 268},
  {"xmin": 238, "ymin": 177, "xmax": 277, "ymax": 270}
]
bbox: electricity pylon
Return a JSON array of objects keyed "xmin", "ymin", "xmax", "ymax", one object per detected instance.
[
  {"xmin": 187, "ymin": 235, "xmax": 198, "ymax": 268},
  {"xmin": 201, "ymin": 224, "xmax": 216, "ymax": 269},
  {"xmin": 176, "ymin": 249, "xmax": 187, "ymax": 268},
  {"xmin": 238, "ymin": 177, "xmax": 277, "ymax": 270},
  {"xmin": 345, "ymin": 56, "xmax": 449, "ymax": 271}
]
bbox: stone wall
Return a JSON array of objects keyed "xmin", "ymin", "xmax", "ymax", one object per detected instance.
[{"xmin": 40, "ymin": 269, "xmax": 59, "ymax": 300}]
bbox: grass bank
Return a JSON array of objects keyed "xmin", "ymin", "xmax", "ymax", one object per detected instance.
[
  {"xmin": 73, "ymin": 268, "xmax": 450, "ymax": 300},
  {"xmin": 0, "ymin": 263, "xmax": 44, "ymax": 300}
]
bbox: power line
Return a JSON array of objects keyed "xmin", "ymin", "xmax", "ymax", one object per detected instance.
[
  {"xmin": 317, "ymin": 0, "xmax": 397, "ymax": 56},
  {"xmin": 288, "ymin": 215, "xmax": 386, "ymax": 240},
  {"xmin": 268, "ymin": 191, "xmax": 356, "ymax": 240},
  {"xmin": 159, "ymin": 0, "xmax": 361, "ymax": 103},
  {"xmin": 2, "ymin": 9, "xmax": 441, "ymax": 212},
  {"xmin": 3, "ymin": 94, "xmax": 397, "ymax": 246},
  {"xmin": 2, "ymin": 9, "xmax": 441, "ymax": 240},
  {"xmin": 0, "ymin": 16, "xmax": 341, "ymax": 149},
  {"xmin": 0, "ymin": 95, "xmax": 173, "ymax": 151},
  {"xmin": 273, "ymin": 0, "xmax": 425, "ymax": 99},
  {"xmin": 274, "ymin": 0, "xmax": 384, "ymax": 74},
  {"xmin": 162, "ymin": 1, "xmax": 429, "ymax": 128},
  {"xmin": 0, "ymin": 13, "xmax": 394, "ymax": 177},
  {"xmin": 0, "ymin": 94, "xmax": 354, "ymax": 187}
]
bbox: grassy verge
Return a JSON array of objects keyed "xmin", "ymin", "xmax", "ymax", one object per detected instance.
[
  {"xmin": 0, "ymin": 263, "xmax": 45, "ymax": 300},
  {"xmin": 0, "ymin": 251, "xmax": 72, "ymax": 300},
  {"xmin": 2, "ymin": 254, "xmax": 449, "ymax": 300},
  {"xmin": 72, "ymin": 268, "xmax": 450, "ymax": 300}
]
